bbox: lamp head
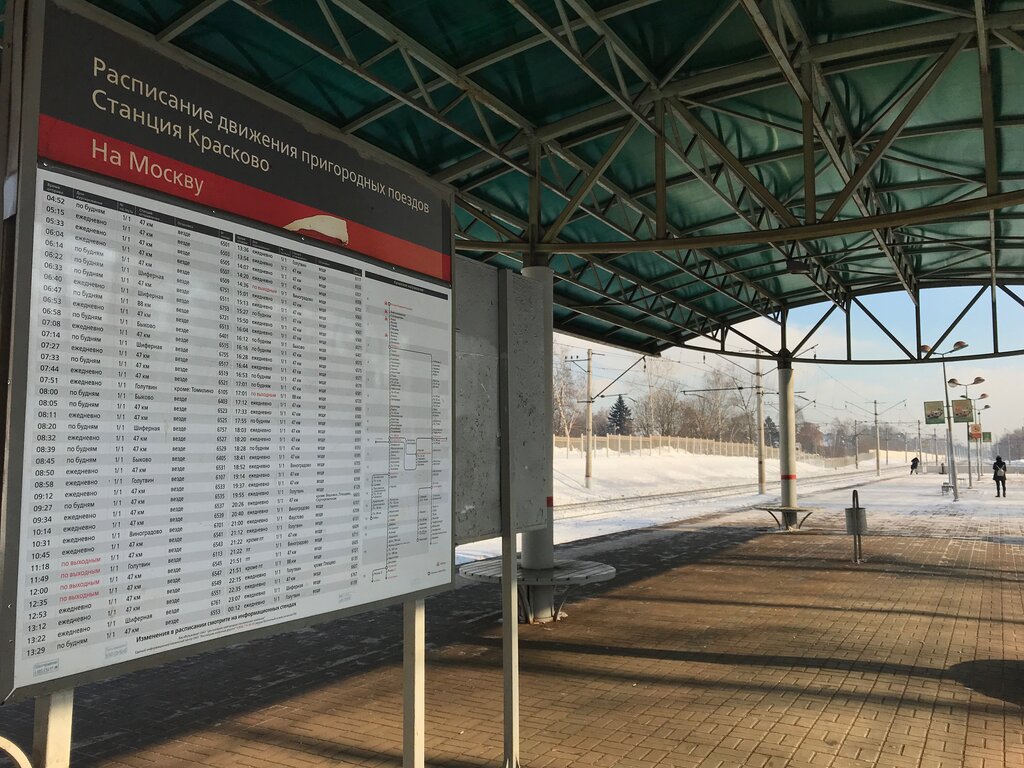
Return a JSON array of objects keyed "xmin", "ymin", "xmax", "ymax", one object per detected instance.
[
  {"xmin": 972, "ymin": 376, "xmax": 985, "ymax": 385},
  {"xmin": 979, "ymin": 393, "xmax": 989, "ymax": 400},
  {"xmin": 948, "ymin": 378, "xmax": 960, "ymax": 386},
  {"xmin": 920, "ymin": 344, "xmax": 932, "ymax": 354},
  {"xmin": 785, "ymin": 256, "xmax": 812, "ymax": 274},
  {"xmin": 952, "ymin": 340, "xmax": 969, "ymax": 351}
]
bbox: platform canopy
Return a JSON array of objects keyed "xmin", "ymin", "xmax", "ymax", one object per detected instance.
[{"xmin": 47, "ymin": 0, "xmax": 1024, "ymax": 355}]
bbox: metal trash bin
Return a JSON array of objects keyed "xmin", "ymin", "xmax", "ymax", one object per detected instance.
[
  {"xmin": 844, "ymin": 506, "xmax": 867, "ymax": 535},
  {"xmin": 845, "ymin": 490, "xmax": 867, "ymax": 563}
]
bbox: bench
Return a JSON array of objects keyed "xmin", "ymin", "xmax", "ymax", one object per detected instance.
[
  {"xmin": 458, "ymin": 556, "xmax": 616, "ymax": 622},
  {"xmin": 757, "ymin": 506, "xmax": 815, "ymax": 531},
  {"xmin": 941, "ymin": 482, "xmax": 953, "ymax": 495}
]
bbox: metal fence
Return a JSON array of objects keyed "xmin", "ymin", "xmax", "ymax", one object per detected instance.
[
  {"xmin": 554, "ymin": 434, "xmax": 776, "ymax": 460},
  {"xmin": 553, "ymin": 435, "xmax": 947, "ymax": 471}
]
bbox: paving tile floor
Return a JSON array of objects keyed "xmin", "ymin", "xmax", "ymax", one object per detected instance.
[{"xmin": 2, "ymin": 479, "xmax": 1023, "ymax": 767}]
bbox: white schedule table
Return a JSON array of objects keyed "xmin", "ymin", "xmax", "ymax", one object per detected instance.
[{"xmin": 13, "ymin": 168, "xmax": 452, "ymax": 688}]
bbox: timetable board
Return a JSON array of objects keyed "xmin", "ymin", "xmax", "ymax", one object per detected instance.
[{"xmin": 10, "ymin": 167, "xmax": 452, "ymax": 691}]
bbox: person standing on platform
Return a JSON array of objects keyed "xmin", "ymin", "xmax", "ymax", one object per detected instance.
[
  {"xmin": 910, "ymin": 457, "xmax": 920, "ymax": 475},
  {"xmin": 993, "ymin": 455, "xmax": 1008, "ymax": 497}
]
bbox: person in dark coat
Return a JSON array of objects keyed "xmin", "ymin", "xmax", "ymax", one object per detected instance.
[
  {"xmin": 993, "ymin": 455, "xmax": 1007, "ymax": 497},
  {"xmin": 910, "ymin": 457, "xmax": 920, "ymax": 474}
]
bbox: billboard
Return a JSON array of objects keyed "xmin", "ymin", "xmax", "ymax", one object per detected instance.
[
  {"xmin": 0, "ymin": 0, "xmax": 454, "ymax": 700},
  {"xmin": 923, "ymin": 400, "xmax": 945, "ymax": 425},
  {"xmin": 951, "ymin": 399, "xmax": 973, "ymax": 423},
  {"xmin": 970, "ymin": 423, "xmax": 982, "ymax": 440}
]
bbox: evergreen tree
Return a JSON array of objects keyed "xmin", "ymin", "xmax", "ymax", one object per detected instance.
[
  {"xmin": 608, "ymin": 395, "xmax": 633, "ymax": 435},
  {"xmin": 764, "ymin": 416, "xmax": 781, "ymax": 448}
]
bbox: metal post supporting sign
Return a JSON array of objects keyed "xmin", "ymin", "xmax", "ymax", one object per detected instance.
[
  {"xmin": 845, "ymin": 491, "xmax": 868, "ymax": 563},
  {"xmin": 497, "ymin": 270, "xmax": 520, "ymax": 768}
]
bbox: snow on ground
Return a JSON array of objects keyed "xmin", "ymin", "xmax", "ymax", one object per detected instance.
[
  {"xmin": 551, "ymin": 448, "xmax": 854, "ymax": 505},
  {"xmin": 455, "ymin": 450, "xmax": 918, "ymax": 563}
]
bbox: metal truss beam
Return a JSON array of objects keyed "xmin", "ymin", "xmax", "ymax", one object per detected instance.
[
  {"xmin": 821, "ymin": 35, "xmax": 968, "ymax": 222},
  {"xmin": 740, "ymin": 0, "xmax": 919, "ymax": 302},
  {"xmin": 542, "ymin": 139, "xmax": 785, "ymax": 319},
  {"xmin": 458, "ymin": 113, "xmax": 1024, "ymax": 212},
  {"xmin": 454, "ymin": 187, "xmax": 1024, "ymax": 253},
  {"xmin": 508, "ymin": 3, "xmax": 837, "ymax": 305},
  {"xmin": 526, "ymin": 0, "xmax": 847, "ymax": 306},
  {"xmin": 157, "ymin": 0, "xmax": 229, "ymax": 42},
  {"xmin": 440, "ymin": 9, "xmax": 1024, "ymax": 183},
  {"xmin": 539, "ymin": 137, "xmax": 783, "ymax": 318},
  {"xmin": 327, "ymin": 0, "xmax": 535, "ymax": 131},
  {"xmin": 974, "ymin": 1, "xmax": 1001, "ymax": 353},
  {"xmin": 455, "ymin": 189, "xmax": 741, "ymax": 341},
  {"xmin": 307, "ymin": 0, "xmax": 787, "ymax": 324},
  {"xmin": 542, "ymin": 122, "xmax": 638, "ymax": 243},
  {"xmin": 235, "ymin": 1, "xmax": 528, "ymax": 177}
]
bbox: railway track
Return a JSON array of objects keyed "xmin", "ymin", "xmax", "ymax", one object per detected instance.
[{"xmin": 553, "ymin": 466, "xmax": 907, "ymax": 522}]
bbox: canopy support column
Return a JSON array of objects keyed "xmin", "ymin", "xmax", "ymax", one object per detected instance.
[
  {"xmin": 520, "ymin": 265, "xmax": 554, "ymax": 622},
  {"xmin": 519, "ymin": 135, "xmax": 555, "ymax": 623},
  {"xmin": 778, "ymin": 356, "xmax": 798, "ymax": 526}
]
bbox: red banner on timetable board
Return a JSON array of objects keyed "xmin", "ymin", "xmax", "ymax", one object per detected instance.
[{"xmin": 37, "ymin": 115, "xmax": 451, "ymax": 282}]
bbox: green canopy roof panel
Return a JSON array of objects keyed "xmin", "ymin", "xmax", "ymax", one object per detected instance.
[
  {"xmin": 800, "ymin": 0, "xmax": 963, "ymax": 41},
  {"xmin": 826, "ymin": 54, "xmax": 962, "ymax": 138},
  {"xmin": 690, "ymin": 92, "xmax": 806, "ymax": 164},
  {"xmin": 473, "ymin": 29, "xmax": 644, "ymax": 126},
  {"xmin": 350, "ymin": 0, "xmax": 531, "ymax": 70},
  {"xmin": 86, "ymin": 0, "xmax": 186, "ymax": 30},
  {"xmin": 29, "ymin": 0, "xmax": 1024, "ymax": 357},
  {"xmin": 589, "ymin": 0, "xmax": 727, "ymax": 80},
  {"xmin": 677, "ymin": 3, "xmax": 776, "ymax": 76},
  {"xmin": 355, "ymin": 103, "xmax": 485, "ymax": 171},
  {"xmin": 994, "ymin": 46, "xmax": 1024, "ymax": 117}
]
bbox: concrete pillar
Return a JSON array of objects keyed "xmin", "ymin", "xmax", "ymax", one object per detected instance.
[
  {"xmin": 520, "ymin": 265, "xmax": 554, "ymax": 621},
  {"xmin": 778, "ymin": 359, "xmax": 798, "ymax": 525},
  {"xmin": 756, "ymin": 358, "xmax": 766, "ymax": 494}
]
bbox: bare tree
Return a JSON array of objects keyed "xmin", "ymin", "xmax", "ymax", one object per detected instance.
[
  {"xmin": 688, "ymin": 368, "xmax": 736, "ymax": 439},
  {"xmin": 725, "ymin": 369, "xmax": 758, "ymax": 442},
  {"xmin": 632, "ymin": 358, "xmax": 680, "ymax": 435},
  {"xmin": 552, "ymin": 346, "xmax": 584, "ymax": 438}
]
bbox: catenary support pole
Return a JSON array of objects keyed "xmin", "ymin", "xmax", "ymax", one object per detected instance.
[
  {"xmin": 403, "ymin": 599, "xmax": 425, "ymax": 768},
  {"xmin": 756, "ymin": 357, "xmax": 765, "ymax": 494},
  {"xmin": 32, "ymin": 689, "xmax": 74, "ymax": 768},
  {"xmin": 585, "ymin": 348, "xmax": 592, "ymax": 489},
  {"xmin": 778, "ymin": 357, "xmax": 797, "ymax": 512},
  {"xmin": 874, "ymin": 401, "xmax": 881, "ymax": 477}
]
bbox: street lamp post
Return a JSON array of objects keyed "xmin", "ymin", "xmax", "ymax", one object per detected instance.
[
  {"xmin": 967, "ymin": 398, "xmax": 991, "ymax": 480},
  {"xmin": 948, "ymin": 377, "xmax": 985, "ymax": 489},
  {"xmin": 920, "ymin": 341, "xmax": 969, "ymax": 501}
]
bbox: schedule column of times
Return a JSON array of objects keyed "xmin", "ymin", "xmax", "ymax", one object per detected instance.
[{"xmin": 18, "ymin": 181, "xmax": 246, "ymax": 672}]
